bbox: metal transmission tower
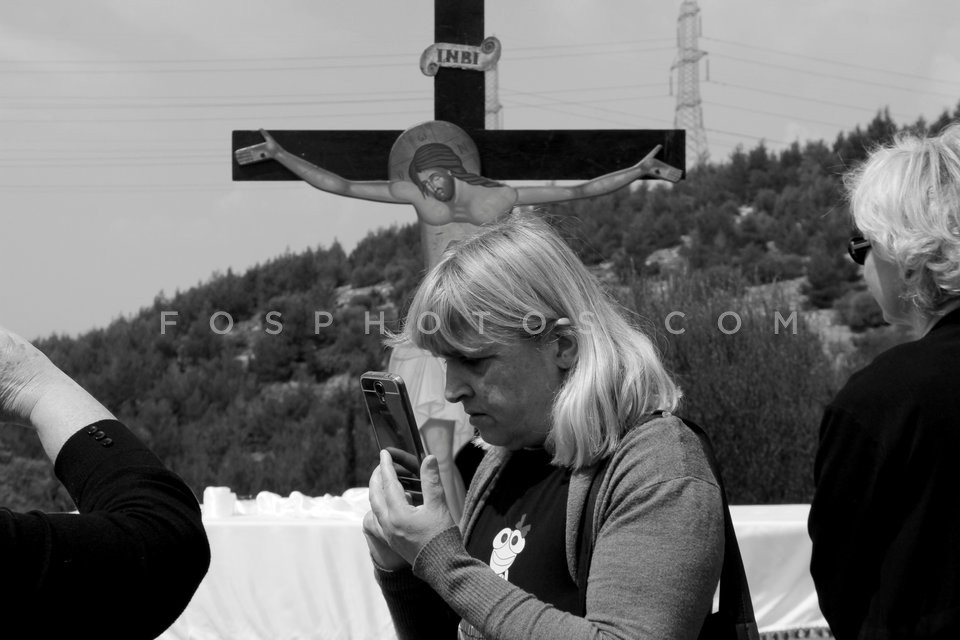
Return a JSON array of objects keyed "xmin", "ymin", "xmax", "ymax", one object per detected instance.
[{"xmin": 672, "ymin": 0, "xmax": 709, "ymax": 166}]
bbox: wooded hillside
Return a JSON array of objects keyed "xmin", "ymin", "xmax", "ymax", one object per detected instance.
[{"xmin": 4, "ymin": 104, "xmax": 956, "ymax": 509}]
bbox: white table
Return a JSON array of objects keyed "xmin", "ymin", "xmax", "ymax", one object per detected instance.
[
  {"xmin": 160, "ymin": 493, "xmax": 827, "ymax": 639},
  {"xmin": 159, "ymin": 490, "xmax": 395, "ymax": 640},
  {"xmin": 729, "ymin": 504, "xmax": 828, "ymax": 635}
]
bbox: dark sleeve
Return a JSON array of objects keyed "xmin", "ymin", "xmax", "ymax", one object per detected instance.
[
  {"xmin": 0, "ymin": 419, "xmax": 211, "ymax": 640},
  {"xmin": 808, "ymin": 406, "xmax": 890, "ymax": 640},
  {"xmin": 374, "ymin": 563, "xmax": 461, "ymax": 639}
]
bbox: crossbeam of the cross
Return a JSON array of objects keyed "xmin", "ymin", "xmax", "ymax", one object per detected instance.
[
  {"xmin": 233, "ymin": 0, "xmax": 686, "ymax": 183},
  {"xmin": 231, "ymin": 129, "xmax": 685, "ymax": 181}
]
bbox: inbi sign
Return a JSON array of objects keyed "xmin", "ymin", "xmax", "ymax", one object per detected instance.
[{"xmin": 420, "ymin": 36, "xmax": 501, "ymax": 76}]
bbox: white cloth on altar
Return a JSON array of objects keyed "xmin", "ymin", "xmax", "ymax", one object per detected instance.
[
  {"xmin": 244, "ymin": 488, "xmax": 371, "ymax": 519},
  {"xmin": 724, "ymin": 504, "xmax": 827, "ymax": 633},
  {"xmin": 163, "ymin": 497, "xmax": 828, "ymax": 639},
  {"xmin": 161, "ymin": 490, "xmax": 392, "ymax": 640}
]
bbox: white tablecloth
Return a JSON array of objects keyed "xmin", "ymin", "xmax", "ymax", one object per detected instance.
[
  {"xmin": 160, "ymin": 493, "xmax": 827, "ymax": 639},
  {"xmin": 159, "ymin": 489, "xmax": 395, "ymax": 640},
  {"xmin": 729, "ymin": 504, "xmax": 827, "ymax": 634}
]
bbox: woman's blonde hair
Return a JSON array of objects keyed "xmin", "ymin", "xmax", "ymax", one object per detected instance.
[
  {"xmin": 845, "ymin": 122, "xmax": 960, "ymax": 316},
  {"xmin": 388, "ymin": 215, "xmax": 680, "ymax": 469}
]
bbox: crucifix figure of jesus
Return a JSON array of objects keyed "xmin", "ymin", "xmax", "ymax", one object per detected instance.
[
  {"xmin": 235, "ymin": 122, "xmax": 680, "ymax": 269},
  {"xmin": 231, "ymin": 0, "xmax": 686, "ymax": 520}
]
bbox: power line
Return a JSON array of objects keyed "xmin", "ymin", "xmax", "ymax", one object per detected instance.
[
  {"xmin": 702, "ymin": 36, "xmax": 960, "ymax": 88},
  {"xmin": 502, "ymin": 86, "xmax": 674, "ymax": 128},
  {"xmin": 501, "ymin": 88, "xmax": 669, "ymax": 106},
  {"xmin": 2, "ymin": 83, "xmax": 669, "ymax": 107},
  {"xmin": 507, "ymin": 46, "xmax": 674, "ymax": 62},
  {"xmin": 0, "ymin": 180, "xmax": 315, "ymax": 191},
  {"xmin": 0, "ymin": 46, "xmax": 673, "ymax": 75},
  {"xmin": 0, "ymin": 160, "xmax": 220, "ymax": 168},
  {"xmin": 0, "ymin": 88, "xmax": 430, "ymax": 102},
  {"xmin": 0, "ymin": 38, "xmax": 675, "ymax": 66},
  {"xmin": 5, "ymin": 154, "xmax": 222, "ymax": 163},
  {"xmin": 501, "ymin": 96, "xmax": 638, "ymax": 129},
  {"xmin": 706, "ymin": 79, "xmax": 922, "ymax": 121},
  {"xmin": 523, "ymin": 82, "xmax": 667, "ymax": 95},
  {"xmin": 0, "ymin": 61, "xmax": 417, "ymax": 74},
  {"xmin": 705, "ymin": 100, "xmax": 868, "ymax": 129},
  {"xmin": 711, "ymin": 52, "xmax": 960, "ymax": 101},
  {"xmin": 1, "ymin": 81, "xmax": 666, "ymax": 104},
  {"xmin": 0, "ymin": 51, "xmax": 409, "ymax": 66},
  {"xmin": 508, "ymin": 37, "xmax": 675, "ymax": 51},
  {"xmin": 0, "ymin": 184, "xmax": 231, "ymax": 192},
  {"xmin": 705, "ymin": 127, "xmax": 790, "ymax": 146},
  {"xmin": 0, "ymin": 95, "xmax": 432, "ymax": 110},
  {"xmin": 0, "ymin": 108, "xmax": 431, "ymax": 124}
]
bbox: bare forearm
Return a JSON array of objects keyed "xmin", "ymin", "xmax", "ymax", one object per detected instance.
[
  {"xmin": 1, "ymin": 327, "xmax": 114, "ymax": 462},
  {"xmin": 30, "ymin": 369, "xmax": 115, "ymax": 463}
]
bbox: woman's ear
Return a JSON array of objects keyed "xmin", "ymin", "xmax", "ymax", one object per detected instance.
[{"xmin": 553, "ymin": 333, "xmax": 579, "ymax": 370}]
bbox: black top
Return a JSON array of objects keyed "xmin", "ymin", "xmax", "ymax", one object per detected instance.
[
  {"xmin": 809, "ymin": 308, "xmax": 960, "ymax": 640},
  {"xmin": 0, "ymin": 419, "xmax": 210, "ymax": 639},
  {"xmin": 466, "ymin": 447, "xmax": 578, "ymax": 614}
]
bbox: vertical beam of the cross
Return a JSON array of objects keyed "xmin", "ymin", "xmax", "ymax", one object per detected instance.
[{"xmin": 434, "ymin": 0, "xmax": 485, "ymax": 130}]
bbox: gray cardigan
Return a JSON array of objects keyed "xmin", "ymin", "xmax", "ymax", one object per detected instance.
[{"xmin": 375, "ymin": 413, "xmax": 724, "ymax": 639}]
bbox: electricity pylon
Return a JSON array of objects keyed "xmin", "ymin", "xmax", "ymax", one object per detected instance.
[{"xmin": 672, "ymin": 0, "xmax": 709, "ymax": 166}]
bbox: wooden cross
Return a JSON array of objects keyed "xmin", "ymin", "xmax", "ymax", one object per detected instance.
[{"xmin": 231, "ymin": 0, "xmax": 684, "ymax": 183}]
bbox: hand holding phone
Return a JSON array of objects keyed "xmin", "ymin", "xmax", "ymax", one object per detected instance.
[{"xmin": 360, "ymin": 372, "xmax": 427, "ymax": 505}]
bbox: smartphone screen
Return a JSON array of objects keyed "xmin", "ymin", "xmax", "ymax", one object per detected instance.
[{"xmin": 360, "ymin": 372, "xmax": 426, "ymax": 504}]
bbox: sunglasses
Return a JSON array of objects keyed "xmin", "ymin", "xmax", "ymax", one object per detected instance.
[{"xmin": 847, "ymin": 236, "xmax": 872, "ymax": 265}]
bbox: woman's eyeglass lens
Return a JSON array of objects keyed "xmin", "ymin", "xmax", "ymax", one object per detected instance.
[{"xmin": 847, "ymin": 236, "xmax": 871, "ymax": 265}]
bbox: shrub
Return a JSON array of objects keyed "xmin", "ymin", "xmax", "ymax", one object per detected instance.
[
  {"xmin": 749, "ymin": 252, "xmax": 806, "ymax": 284},
  {"xmin": 802, "ymin": 247, "xmax": 860, "ymax": 309},
  {"xmin": 834, "ymin": 289, "xmax": 886, "ymax": 332},
  {"xmin": 351, "ymin": 264, "xmax": 382, "ymax": 288},
  {"xmin": 624, "ymin": 271, "xmax": 837, "ymax": 503}
]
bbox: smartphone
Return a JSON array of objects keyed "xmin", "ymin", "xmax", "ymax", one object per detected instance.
[{"xmin": 360, "ymin": 371, "xmax": 427, "ymax": 505}]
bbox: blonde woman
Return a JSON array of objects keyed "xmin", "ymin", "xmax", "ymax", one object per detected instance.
[
  {"xmin": 809, "ymin": 123, "xmax": 960, "ymax": 639},
  {"xmin": 363, "ymin": 216, "xmax": 723, "ymax": 639}
]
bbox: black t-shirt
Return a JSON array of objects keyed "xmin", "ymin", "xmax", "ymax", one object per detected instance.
[{"xmin": 465, "ymin": 447, "xmax": 578, "ymax": 613}]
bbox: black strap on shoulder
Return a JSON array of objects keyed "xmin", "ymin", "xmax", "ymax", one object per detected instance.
[
  {"xmin": 576, "ymin": 451, "xmax": 610, "ymax": 615},
  {"xmin": 576, "ymin": 413, "xmax": 759, "ymax": 639},
  {"xmin": 682, "ymin": 416, "xmax": 759, "ymax": 639}
]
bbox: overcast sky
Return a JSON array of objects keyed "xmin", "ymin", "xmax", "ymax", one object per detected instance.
[{"xmin": 3, "ymin": 0, "xmax": 959, "ymax": 340}]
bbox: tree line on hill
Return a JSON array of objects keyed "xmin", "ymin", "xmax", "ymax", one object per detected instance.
[{"xmin": 3, "ymin": 103, "xmax": 958, "ymax": 510}]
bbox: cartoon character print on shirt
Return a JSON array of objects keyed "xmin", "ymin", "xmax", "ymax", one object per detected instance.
[{"xmin": 489, "ymin": 514, "xmax": 531, "ymax": 581}]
